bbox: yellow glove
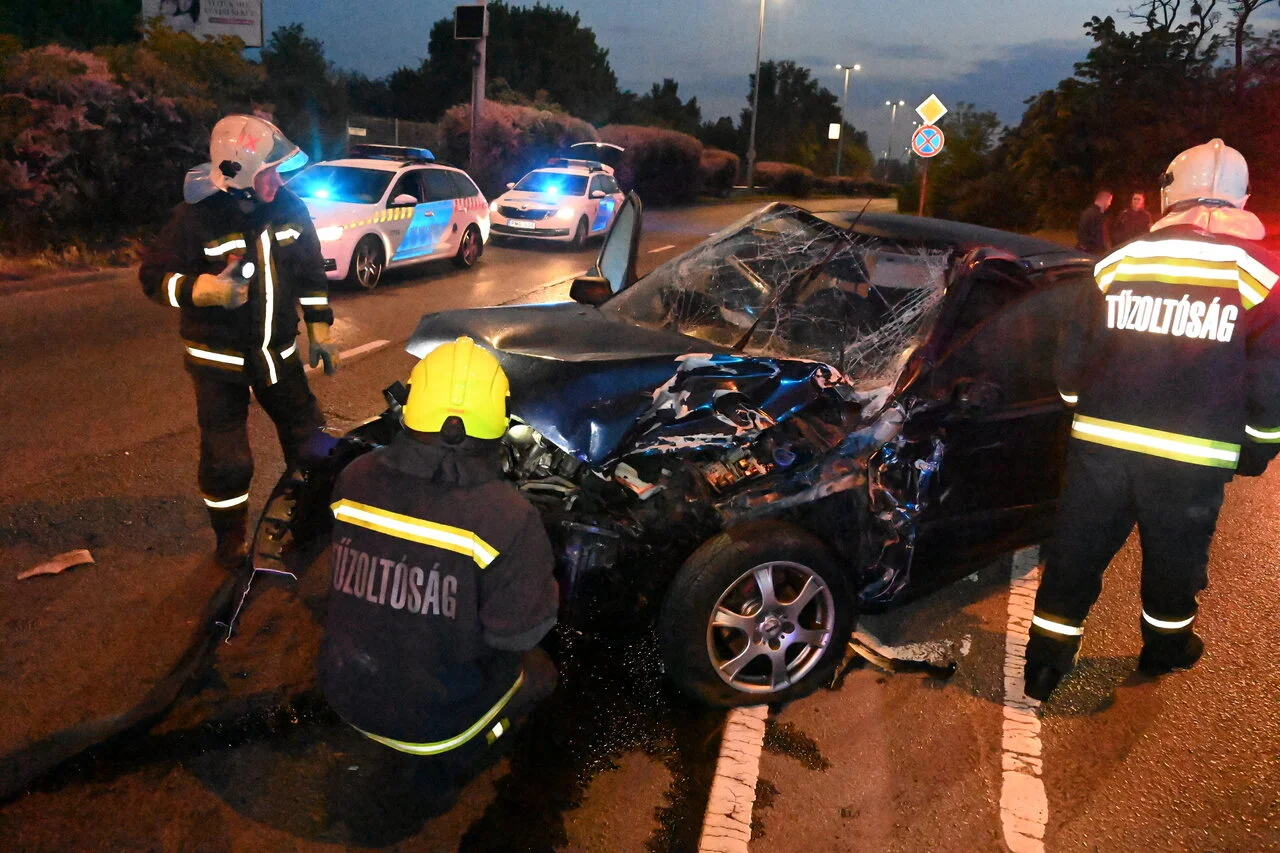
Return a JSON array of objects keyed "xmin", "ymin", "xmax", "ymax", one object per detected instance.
[
  {"xmin": 191, "ymin": 254, "xmax": 249, "ymax": 308},
  {"xmin": 307, "ymin": 322, "xmax": 340, "ymax": 375}
]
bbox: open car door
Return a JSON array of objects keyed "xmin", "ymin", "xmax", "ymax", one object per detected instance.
[{"xmin": 572, "ymin": 191, "xmax": 643, "ymax": 305}]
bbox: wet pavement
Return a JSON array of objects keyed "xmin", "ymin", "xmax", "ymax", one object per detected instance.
[{"xmin": 3, "ymin": 196, "xmax": 1278, "ymax": 851}]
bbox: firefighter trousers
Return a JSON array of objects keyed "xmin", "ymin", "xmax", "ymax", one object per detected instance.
[
  {"xmin": 1028, "ymin": 442, "xmax": 1226, "ymax": 670},
  {"xmin": 192, "ymin": 357, "xmax": 323, "ymax": 535}
]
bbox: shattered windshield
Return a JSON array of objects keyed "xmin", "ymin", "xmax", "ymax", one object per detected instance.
[{"xmin": 601, "ymin": 204, "xmax": 951, "ymax": 388}]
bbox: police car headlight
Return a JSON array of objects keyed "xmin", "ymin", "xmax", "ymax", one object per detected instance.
[
  {"xmin": 555, "ymin": 206, "xmax": 576, "ymax": 220},
  {"xmin": 489, "ymin": 200, "xmax": 499, "ymax": 213},
  {"xmin": 316, "ymin": 225, "xmax": 345, "ymax": 242}
]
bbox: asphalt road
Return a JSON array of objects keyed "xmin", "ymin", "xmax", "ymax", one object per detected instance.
[{"xmin": 1, "ymin": 197, "xmax": 1278, "ymax": 852}]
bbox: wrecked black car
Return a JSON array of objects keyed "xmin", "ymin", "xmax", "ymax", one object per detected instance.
[{"xmin": 307, "ymin": 196, "xmax": 1096, "ymax": 707}]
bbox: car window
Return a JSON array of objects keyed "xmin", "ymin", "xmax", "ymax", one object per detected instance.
[
  {"xmin": 423, "ymin": 169, "xmax": 458, "ymax": 202},
  {"xmin": 448, "ymin": 171, "xmax": 480, "ymax": 198},
  {"xmin": 389, "ymin": 172, "xmax": 425, "ymax": 205},
  {"xmin": 929, "ymin": 279, "xmax": 1086, "ymax": 405},
  {"xmin": 514, "ymin": 170, "xmax": 589, "ymax": 196},
  {"xmin": 289, "ymin": 165, "xmax": 393, "ymax": 204},
  {"xmin": 601, "ymin": 175, "xmax": 621, "ymax": 194},
  {"xmin": 588, "ymin": 175, "xmax": 607, "ymax": 195},
  {"xmin": 947, "ymin": 265, "xmax": 1035, "ymax": 344}
]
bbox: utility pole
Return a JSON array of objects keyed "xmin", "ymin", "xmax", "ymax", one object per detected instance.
[
  {"xmin": 834, "ymin": 63, "xmax": 860, "ymax": 178},
  {"xmin": 745, "ymin": 0, "xmax": 766, "ymax": 189},
  {"xmin": 469, "ymin": 0, "xmax": 487, "ymax": 175}
]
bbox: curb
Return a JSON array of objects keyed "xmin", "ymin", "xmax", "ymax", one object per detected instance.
[{"xmin": 0, "ymin": 266, "xmax": 137, "ymax": 298}]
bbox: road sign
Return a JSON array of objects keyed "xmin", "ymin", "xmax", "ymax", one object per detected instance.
[
  {"xmin": 828, "ymin": 122, "xmax": 841, "ymax": 141},
  {"xmin": 911, "ymin": 125, "xmax": 945, "ymax": 158},
  {"xmin": 915, "ymin": 94, "xmax": 947, "ymax": 125},
  {"xmin": 347, "ymin": 126, "xmax": 367, "ymax": 137}
]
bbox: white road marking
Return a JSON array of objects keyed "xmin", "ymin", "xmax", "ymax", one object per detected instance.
[
  {"xmin": 648, "ymin": 244, "xmax": 677, "ymax": 254},
  {"xmin": 1001, "ymin": 546, "xmax": 1049, "ymax": 853},
  {"xmin": 304, "ymin": 338, "xmax": 391, "ymax": 375},
  {"xmin": 698, "ymin": 704, "xmax": 768, "ymax": 853}
]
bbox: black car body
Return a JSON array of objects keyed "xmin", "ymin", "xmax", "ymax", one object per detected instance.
[{"xmin": 319, "ymin": 196, "xmax": 1096, "ymax": 706}]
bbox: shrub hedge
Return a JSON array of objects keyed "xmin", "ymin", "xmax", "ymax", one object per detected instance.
[
  {"xmin": 753, "ymin": 161, "xmax": 815, "ymax": 198},
  {"xmin": 598, "ymin": 124, "xmax": 703, "ymax": 205},
  {"xmin": 698, "ymin": 148, "xmax": 739, "ymax": 197}
]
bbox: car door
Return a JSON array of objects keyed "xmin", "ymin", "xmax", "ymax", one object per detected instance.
[
  {"xmin": 421, "ymin": 168, "xmax": 463, "ymax": 255},
  {"xmin": 386, "ymin": 170, "xmax": 438, "ymax": 263},
  {"xmin": 592, "ymin": 192, "xmax": 643, "ymax": 294},
  {"xmin": 587, "ymin": 174, "xmax": 612, "ymax": 234}
]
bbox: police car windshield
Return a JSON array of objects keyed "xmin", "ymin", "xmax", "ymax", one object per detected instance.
[
  {"xmin": 514, "ymin": 171, "xmax": 588, "ymax": 197},
  {"xmin": 289, "ymin": 165, "xmax": 393, "ymax": 204}
]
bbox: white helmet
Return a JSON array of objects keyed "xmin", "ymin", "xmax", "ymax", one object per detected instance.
[
  {"xmin": 1159, "ymin": 138, "xmax": 1249, "ymax": 213},
  {"xmin": 208, "ymin": 114, "xmax": 308, "ymax": 195}
]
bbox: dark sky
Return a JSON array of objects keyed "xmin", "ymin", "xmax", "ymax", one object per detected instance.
[{"xmin": 263, "ymin": 1, "xmax": 1280, "ymax": 156}]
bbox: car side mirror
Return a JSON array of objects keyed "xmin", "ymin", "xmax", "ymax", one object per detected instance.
[
  {"xmin": 591, "ymin": 189, "xmax": 606, "ymax": 199},
  {"xmin": 506, "ymin": 182, "xmax": 516, "ymax": 190},
  {"xmin": 391, "ymin": 193, "xmax": 418, "ymax": 206},
  {"xmin": 569, "ymin": 275, "xmax": 613, "ymax": 306}
]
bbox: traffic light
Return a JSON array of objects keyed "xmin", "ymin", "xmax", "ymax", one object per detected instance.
[{"xmin": 455, "ymin": 5, "xmax": 487, "ymax": 40}]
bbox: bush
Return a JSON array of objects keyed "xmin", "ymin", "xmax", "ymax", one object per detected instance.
[
  {"xmin": 697, "ymin": 148, "xmax": 739, "ymax": 197},
  {"xmin": 437, "ymin": 101, "xmax": 597, "ymax": 198},
  {"xmin": 598, "ymin": 124, "xmax": 703, "ymax": 206},
  {"xmin": 753, "ymin": 161, "xmax": 815, "ymax": 198}
]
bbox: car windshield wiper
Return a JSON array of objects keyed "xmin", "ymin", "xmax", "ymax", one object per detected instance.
[{"xmin": 732, "ymin": 197, "xmax": 875, "ymax": 351}]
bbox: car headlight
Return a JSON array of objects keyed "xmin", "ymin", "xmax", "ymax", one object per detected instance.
[
  {"xmin": 316, "ymin": 225, "xmax": 345, "ymax": 243},
  {"xmin": 489, "ymin": 200, "xmax": 499, "ymax": 213},
  {"xmin": 555, "ymin": 206, "xmax": 576, "ymax": 220}
]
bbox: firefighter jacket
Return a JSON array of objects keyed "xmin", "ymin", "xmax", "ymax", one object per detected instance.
[
  {"xmin": 317, "ymin": 433, "xmax": 559, "ymax": 752},
  {"xmin": 1057, "ymin": 206, "xmax": 1280, "ymax": 474},
  {"xmin": 139, "ymin": 188, "xmax": 333, "ymax": 386}
]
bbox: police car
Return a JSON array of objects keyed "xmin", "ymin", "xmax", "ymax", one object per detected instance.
[
  {"xmin": 288, "ymin": 145, "xmax": 489, "ymax": 290},
  {"xmin": 488, "ymin": 144, "xmax": 625, "ymax": 249}
]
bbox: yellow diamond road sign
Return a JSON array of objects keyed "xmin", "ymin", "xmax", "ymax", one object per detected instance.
[{"xmin": 916, "ymin": 95, "xmax": 947, "ymax": 126}]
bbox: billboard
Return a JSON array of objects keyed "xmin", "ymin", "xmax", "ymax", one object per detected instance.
[{"xmin": 141, "ymin": 0, "xmax": 263, "ymax": 48}]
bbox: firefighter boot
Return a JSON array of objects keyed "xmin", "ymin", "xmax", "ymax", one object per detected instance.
[
  {"xmin": 212, "ymin": 513, "xmax": 248, "ymax": 571},
  {"xmin": 1138, "ymin": 631, "xmax": 1204, "ymax": 676},
  {"xmin": 1023, "ymin": 633, "xmax": 1080, "ymax": 702}
]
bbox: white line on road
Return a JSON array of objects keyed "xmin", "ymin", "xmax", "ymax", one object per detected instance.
[
  {"xmin": 698, "ymin": 704, "xmax": 768, "ymax": 853},
  {"xmin": 647, "ymin": 244, "xmax": 677, "ymax": 254},
  {"xmin": 304, "ymin": 339, "xmax": 391, "ymax": 375},
  {"xmin": 1001, "ymin": 546, "xmax": 1049, "ymax": 853}
]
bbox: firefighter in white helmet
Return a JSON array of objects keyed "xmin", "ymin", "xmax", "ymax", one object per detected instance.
[
  {"xmin": 1025, "ymin": 139, "xmax": 1280, "ymax": 701},
  {"xmin": 140, "ymin": 114, "xmax": 341, "ymax": 569}
]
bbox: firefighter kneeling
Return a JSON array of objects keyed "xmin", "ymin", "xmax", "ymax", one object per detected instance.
[
  {"xmin": 1025, "ymin": 140, "xmax": 1280, "ymax": 701},
  {"xmin": 318, "ymin": 337, "xmax": 559, "ymax": 787}
]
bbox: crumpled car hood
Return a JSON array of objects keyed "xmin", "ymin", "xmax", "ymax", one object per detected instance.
[{"xmin": 406, "ymin": 304, "xmax": 849, "ymax": 466}]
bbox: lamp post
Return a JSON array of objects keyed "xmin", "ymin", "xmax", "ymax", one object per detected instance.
[
  {"xmin": 834, "ymin": 62, "xmax": 861, "ymax": 177},
  {"xmin": 884, "ymin": 99, "xmax": 905, "ymax": 162},
  {"xmin": 745, "ymin": 0, "xmax": 769, "ymax": 190}
]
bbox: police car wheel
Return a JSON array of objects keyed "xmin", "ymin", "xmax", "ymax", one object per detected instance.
[
  {"xmin": 348, "ymin": 236, "xmax": 384, "ymax": 290},
  {"xmin": 453, "ymin": 225, "xmax": 482, "ymax": 269},
  {"xmin": 569, "ymin": 218, "xmax": 588, "ymax": 251},
  {"xmin": 658, "ymin": 520, "xmax": 855, "ymax": 708}
]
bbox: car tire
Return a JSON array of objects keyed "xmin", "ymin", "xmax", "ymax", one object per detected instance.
[
  {"xmin": 347, "ymin": 235, "xmax": 385, "ymax": 291},
  {"xmin": 453, "ymin": 225, "xmax": 482, "ymax": 269},
  {"xmin": 569, "ymin": 217, "xmax": 589, "ymax": 251},
  {"xmin": 658, "ymin": 520, "xmax": 856, "ymax": 708}
]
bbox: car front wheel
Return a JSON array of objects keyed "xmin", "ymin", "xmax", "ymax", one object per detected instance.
[
  {"xmin": 347, "ymin": 236, "xmax": 385, "ymax": 290},
  {"xmin": 658, "ymin": 520, "xmax": 855, "ymax": 707},
  {"xmin": 568, "ymin": 217, "xmax": 589, "ymax": 250}
]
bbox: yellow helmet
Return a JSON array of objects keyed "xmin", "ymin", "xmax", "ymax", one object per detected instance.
[{"xmin": 403, "ymin": 337, "xmax": 510, "ymax": 439}]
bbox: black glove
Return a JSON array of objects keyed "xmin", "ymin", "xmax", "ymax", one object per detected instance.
[{"xmin": 1236, "ymin": 443, "xmax": 1274, "ymax": 477}]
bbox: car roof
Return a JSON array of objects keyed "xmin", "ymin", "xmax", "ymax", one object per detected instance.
[
  {"xmin": 525, "ymin": 166, "xmax": 595, "ymax": 177},
  {"xmin": 313, "ymin": 158, "xmax": 466, "ymax": 175},
  {"xmin": 814, "ymin": 210, "xmax": 1093, "ymax": 267}
]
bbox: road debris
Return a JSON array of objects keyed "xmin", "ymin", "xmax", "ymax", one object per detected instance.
[{"xmin": 17, "ymin": 549, "xmax": 94, "ymax": 580}]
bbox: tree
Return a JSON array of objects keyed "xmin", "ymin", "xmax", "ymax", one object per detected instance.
[
  {"xmin": 1228, "ymin": 0, "xmax": 1277, "ymax": 97},
  {"xmin": 906, "ymin": 103, "xmax": 1001, "ymax": 219},
  {"xmin": 632, "ymin": 79, "xmax": 701, "ymax": 135},
  {"xmin": 739, "ymin": 60, "xmax": 869, "ymax": 175},
  {"xmin": 698, "ymin": 116, "xmax": 740, "ymax": 153},
  {"xmin": 398, "ymin": 2, "xmax": 620, "ymax": 123},
  {"xmin": 0, "ymin": 0, "xmax": 139, "ymax": 49},
  {"xmin": 261, "ymin": 24, "xmax": 349, "ymax": 161}
]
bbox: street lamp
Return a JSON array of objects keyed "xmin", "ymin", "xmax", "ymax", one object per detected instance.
[
  {"xmin": 884, "ymin": 99, "xmax": 905, "ymax": 162},
  {"xmin": 745, "ymin": 0, "xmax": 774, "ymax": 190},
  {"xmin": 833, "ymin": 62, "xmax": 861, "ymax": 177}
]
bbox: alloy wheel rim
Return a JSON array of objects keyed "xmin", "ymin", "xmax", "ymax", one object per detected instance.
[
  {"xmin": 356, "ymin": 243, "xmax": 381, "ymax": 288},
  {"xmin": 462, "ymin": 230, "xmax": 478, "ymax": 264},
  {"xmin": 706, "ymin": 560, "xmax": 836, "ymax": 694}
]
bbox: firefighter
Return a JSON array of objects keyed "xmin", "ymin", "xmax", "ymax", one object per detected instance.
[
  {"xmin": 140, "ymin": 115, "xmax": 340, "ymax": 569},
  {"xmin": 1025, "ymin": 139, "xmax": 1280, "ymax": 701},
  {"xmin": 317, "ymin": 337, "xmax": 559, "ymax": 788}
]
